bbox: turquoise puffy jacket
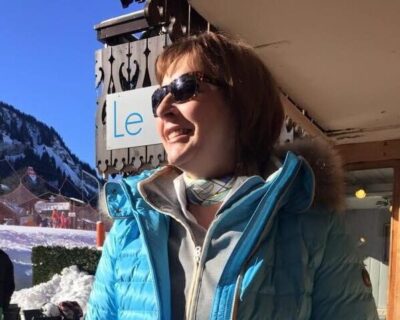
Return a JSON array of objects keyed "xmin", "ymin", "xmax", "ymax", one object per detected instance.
[{"xmin": 86, "ymin": 152, "xmax": 378, "ymax": 319}]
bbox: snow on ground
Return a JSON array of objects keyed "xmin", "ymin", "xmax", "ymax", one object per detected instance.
[
  {"xmin": 0, "ymin": 225, "xmax": 97, "ymax": 289},
  {"xmin": 11, "ymin": 265, "xmax": 94, "ymax": 315}
]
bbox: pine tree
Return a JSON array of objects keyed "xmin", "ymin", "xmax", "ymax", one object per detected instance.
[
  {"xmin": 20, "ymin": 122, "xmax": 33, "ymax": 145},
  {"xmin": 9, "ymin": 119, "xmax": 19, "ymax": 140}
]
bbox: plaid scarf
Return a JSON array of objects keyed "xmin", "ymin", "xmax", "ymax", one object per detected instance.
[{"xmin": 183, "ymin": 173, "xmax": 235, "ymax": 206}]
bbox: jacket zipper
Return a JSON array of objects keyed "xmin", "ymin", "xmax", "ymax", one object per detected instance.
[
  {"xmin": 228, "ymin": 165, "xmax": 308, "ymax": 319},
  {"xmin": 186, "ymin": 245, "xmax": 202, "ymax": 319},
  {"xmin": 137, "ymin": 180, "xmax": 208, "ymax": 320},
  {"xmin": 228, "ymin": 204, "xmax": 280, "ymax": 319},
  {"xmin": 186, "ymin": 233, "xmax": 213, "ymax": 319},
  {"xmin": 230, "ymin": 273, "xmax": 243, "ymax": 320},
  {"xmin": 186, "ymin": 177, "xmax": 266, "ymax": 319},
  {"xmin": 186, "ymin": 206, "xmax": 232, "ymax": 319},
  {"xmin": 137, "ymin": 183, "xmax": 201, "ymax": 320}
]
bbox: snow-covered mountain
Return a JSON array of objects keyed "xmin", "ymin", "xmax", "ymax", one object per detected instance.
[{"xmin": 0, "ymin": 101, "xmax": 99, "ymax": 203}]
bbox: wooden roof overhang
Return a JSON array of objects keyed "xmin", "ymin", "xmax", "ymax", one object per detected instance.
[{"xmin": 189, "ymin": 0, "xmax": 400, "ymax": 148}]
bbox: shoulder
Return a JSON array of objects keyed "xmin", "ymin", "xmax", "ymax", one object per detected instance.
[
  {"xmin": 280, "ymin": 205, "xmax": 339, "ymax": 243},
  {"xmin": 106, "ymin": 169, "xmax": 156, "ymax": 199},
  {"xmin": 275, "ymin": 138, "xmax": 345, "ymax": 212},
  {"xmin": 295, "ymin": 206, "xmax": 345, "ymax": 238},
  {"xmin": 294, "ymin": 206, "xmax": 358, "ymax": 269},
  {"xmin": 99, "ymin": 169, "xmax": 157, "ymax": 219},
  {"xmin": 278, "ymin": 204, "xmax": 347, "ymax": 260}
]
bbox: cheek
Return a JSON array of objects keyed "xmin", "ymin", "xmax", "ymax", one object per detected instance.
[
  {"xmin": 156, "ymin": 120, "xmax": 164, "ymax": 140},
  {"xmin": 155, "ymin": 119, "xmax": 162, "ymax": 132},
  {"xmin": 212, "ymin": 104, "xmax": 235, "ymax": 135}
]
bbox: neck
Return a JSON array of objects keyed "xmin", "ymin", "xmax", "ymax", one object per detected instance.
[
  {"xmin": 183, "ymin": 172, "xmax": 235, "ymax": 206},
  {"xmin": 181, "ymin": 166, "xmax": 235, "ymax": 180},
  {"xmin": 188, "ymin": 203, "xmax": 221, "ymax": 230}
]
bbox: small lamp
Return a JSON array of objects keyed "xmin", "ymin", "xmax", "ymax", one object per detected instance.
[{"xmin": 355, "ymin": 188, "xmax": 367, "ymax": 199}]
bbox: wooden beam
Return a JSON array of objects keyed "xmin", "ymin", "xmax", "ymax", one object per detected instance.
[
  {"xmin": 94, "ymin": 10, "xmax": 149, "ymax": 44},
  {"xmin": 345, "ymin": 160, "xmax": 400, "ymax": 171},
  {"xmin": 335, "ymin": 139, "xmax": 400, "ymax": 165},
  {"xmin": 279, "ymin": 92, "xmax": 330, "ymax": 142},
  {"xmin": 387, "ymin": 166, "xmax": 400, "ymax": 320}
]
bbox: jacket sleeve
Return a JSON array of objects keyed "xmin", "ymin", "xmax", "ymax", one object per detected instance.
[
  {"xmin": 310, "ymin": 213, "xmax": 379, "ymax": 320},
  {"xmin": 85, "ymin": 223, "xmax": 119, "ymax": 320}
]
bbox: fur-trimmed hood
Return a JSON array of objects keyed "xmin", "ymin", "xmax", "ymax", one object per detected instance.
[{"xmin": 273, "ymin": 138, "xmax": 345, "ymax": 212}]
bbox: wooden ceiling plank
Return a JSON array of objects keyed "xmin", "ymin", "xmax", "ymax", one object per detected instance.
[
  {"xmin": 336, "ymin": 139, "xmax": 400, "ymax": 165},
  {"xmin": 345, "ymin": 161, "xmax": 400, "ymax": 171}
]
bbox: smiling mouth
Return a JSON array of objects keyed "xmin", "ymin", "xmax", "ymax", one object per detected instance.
[{"xmin": 167, "ymin": 128, "xmax": 192, "ymax": 140}]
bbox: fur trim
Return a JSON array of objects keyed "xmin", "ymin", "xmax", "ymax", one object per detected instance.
[{"xmin": 274, "ymin": 138, "xmax": 345, "ymax": 212}]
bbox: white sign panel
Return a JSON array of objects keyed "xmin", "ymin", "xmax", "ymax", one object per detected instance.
[
  {"xmin": 34, "ymin": 201, "xmax": 71, "ymax": 212},
  {"xmin": 106, "ymin": 86, "xmax": 162, "ymax": 150}
]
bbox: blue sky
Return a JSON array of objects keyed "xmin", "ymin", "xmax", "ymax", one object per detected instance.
[{"xmin": 0, "ymin": 1, "xmax": 143, "ymax": 167}]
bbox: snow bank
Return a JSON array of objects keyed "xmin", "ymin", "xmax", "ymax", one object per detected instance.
[
  {"xmin": 11, "ymin": 265, "xmax": 94, "ymax": 314},
  {"xmin": 0, "ymin": 225, "xmax": 96, "ymax": 289}
]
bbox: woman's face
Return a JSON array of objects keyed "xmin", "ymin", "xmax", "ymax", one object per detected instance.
[{"xmin": 155, "ymin": 56, "xmax": 236, "ymax": 179}]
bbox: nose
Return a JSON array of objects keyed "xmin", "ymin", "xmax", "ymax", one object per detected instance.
[{"xmin": 156, "ymin": 93, "xmax": 176, "ymax": 118}]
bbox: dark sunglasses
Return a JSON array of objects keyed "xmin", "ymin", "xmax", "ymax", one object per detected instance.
[{"xmin": 151, "ymin": 72, "xmax": 225, "ymax": 117}]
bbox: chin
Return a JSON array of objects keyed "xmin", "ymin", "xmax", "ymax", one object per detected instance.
[
  {"xmin": 167, "ymin": 156, "xmax": 189, "ymax": 169},
  {"xmin": 166, "ymin": 152, "xmax": 196, "ymax": 173},
  {"xmin": 165, "ymin": 151, "xmax": 186, "ymax": 166},
  {"xmin": 165, "ymin": 144, "xmax": 193, "ymax": 165}
]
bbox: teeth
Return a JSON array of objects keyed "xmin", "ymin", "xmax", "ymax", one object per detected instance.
[{"xmin": 168, "ymin": 128, "xmax": 190, "ymax": 139}]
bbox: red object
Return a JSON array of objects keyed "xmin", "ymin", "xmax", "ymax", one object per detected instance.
[
  {"xmin": 96, "ymin": 221, "xmax": 105, "ymax": 247},
  {"xmin": 60, "ymin": 212, "xmax": 69, "ymax": 228},
  {"xmin": 51, "ymin": 210, "xmax": 60, "ymax": 228}
]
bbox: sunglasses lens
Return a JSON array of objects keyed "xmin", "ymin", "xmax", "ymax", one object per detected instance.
[
  {"xmin": 152, "ymin": 88, "xmax": 167, "ymax": 117},
  {"xmin": 151, "ymin": 74, "xmax": 199, "ymax": 117},
  {"xmin": 172, "ymin": 75, "xmax": 197, "ymax": 102}
]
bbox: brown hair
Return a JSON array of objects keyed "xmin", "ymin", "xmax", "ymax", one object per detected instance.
[{"xmin": 155, "ymin": 32, "xmax": 284, "ymax": 176}]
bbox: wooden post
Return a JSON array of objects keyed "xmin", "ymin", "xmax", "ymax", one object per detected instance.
[{"xmin": 387, "ymin": 166, "xmax": 400, "ymax": 320}]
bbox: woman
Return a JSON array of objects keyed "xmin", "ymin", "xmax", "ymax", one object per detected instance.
[{"xmin": 86, "ymin": 32, "xmax": 378, "ymax": 319}]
